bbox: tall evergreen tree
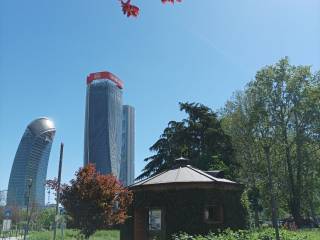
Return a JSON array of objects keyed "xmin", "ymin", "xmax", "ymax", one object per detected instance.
[{"xmin": 137, "ymin": 102, "xmax": 236, "ymax": 180}]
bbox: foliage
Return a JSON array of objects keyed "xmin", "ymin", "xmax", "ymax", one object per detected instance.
[
  {"xmin": 1, "ymin": 205, "xmax": 54, "ymax": 231},
  {"xmin": 120, "ymin": 0, "xmax": 182, "ymax": 17},
  {"xmin": 6, "ymin": 205, "xmax": 24, "ymax": 225},
  {"xmin": 34, "ymin": 208, "xmax": 55, "ymax": 230},
  {"xmin": 247, "ymin": 187, "xmax": 263, "ymax": 214},
  {"xmin": 46, "ymin": 178, "xmax": 64, "ymax": 195},
  {"xmin": 221, "ymin": 58, "xmax": 320, "ymax": 228},
  {"xmin": 50, "ymin": 164, "xmax": 132, "ymax": 239},
  {"xmin": 172, "ymin": 228, "xmax": 320, "ymax": 240},
  {"xmin": 137, "ymin": 102, "xmax": 236, "ymax": 180}
]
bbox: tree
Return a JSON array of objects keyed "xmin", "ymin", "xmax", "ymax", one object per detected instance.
[
  {"xmin": 49, "ymin": 164, "xmax": 133, "ymax": 239},
  {"xmin": 249, "ymin": 58, "xmax": 319, "ymax": 227},
  {"xmin": 137, "ymin": 102, "xmax": 236, "ymax": 180},
  {"xmin": 221, "ymin": 58, "xmax": 320, "ymax": 230},
  {"xmin": 10, "ymin": 205, "xmax": 23, "ymax": 225},
  {"xmin": 120, "ymin": 0, "xmax": 182, "ymax": 17},
  {"xmin": 35, "ymin": 208, "xmax": 55, "ymax": 230}
]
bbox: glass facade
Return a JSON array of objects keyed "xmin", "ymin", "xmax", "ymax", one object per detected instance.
[
  {"xmin": 120, "ymin": 105, "xmax": 135, "ymax": 186},
  {"xmin": 7, "ymin": 118, "xmax": 55, "ymax": 208},
  {"xmin": 84, "ymin": 80, "xmax": 123, "ymax": 177}
]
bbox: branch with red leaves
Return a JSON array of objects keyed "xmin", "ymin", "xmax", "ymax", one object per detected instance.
[
  {"xmin": 120, "ymin": 0, "xmax": 182, "ymax": 17},
  {"xmin": 46, "ymin": 178, "xmax": 67, "ymax": 197}
]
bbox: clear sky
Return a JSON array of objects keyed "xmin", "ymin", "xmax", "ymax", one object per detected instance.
[{"xmin": 1, "ymin": 0, "xmax": 320, "ymax": 198}]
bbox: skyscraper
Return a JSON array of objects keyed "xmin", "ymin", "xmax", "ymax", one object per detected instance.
[
  {"xmin": 84, "ymin": 71, "xmax": 124, "ymax": 177},
  {"xmin": 120, "ymin": 105, "xmax": 135, "ymax": 186},
  {"xmin": 7, "ymin": 118, "xmax": 55, "ymax": 207}
]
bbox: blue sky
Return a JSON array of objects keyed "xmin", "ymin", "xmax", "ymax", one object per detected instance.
[{"xmin": 1, "ymin": 0, "xmax": 320, "ymax": 198}]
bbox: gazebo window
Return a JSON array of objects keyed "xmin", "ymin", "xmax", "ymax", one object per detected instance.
[
  {"xmin": 204, "ymin": 205, "xmax": 223, "ymax": 224},
  {"xmin": 149, "ymin": 208, "xmax": 162, "ymax": 231}
]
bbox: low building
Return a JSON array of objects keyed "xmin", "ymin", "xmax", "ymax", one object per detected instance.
[{"xmin": 121, "ymin": 158, "xmax": 247, "ymax": 240}]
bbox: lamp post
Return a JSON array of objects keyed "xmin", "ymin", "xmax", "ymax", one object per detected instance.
[
  {"xmin": 23, "ymin": 178, "xmax": 32, "ymax": 240},
  {"xmin": 53, "ymin": 143, "xmax": 64, "ymax": 240}
]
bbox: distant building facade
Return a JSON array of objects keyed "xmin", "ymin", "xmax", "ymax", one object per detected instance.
[
  {"xmin": 84, "ymin": 71, "xmax": 124, "ymax": 177},
  {"xmin": 7, "ymin": 118, "xmax": 56, "ymax": 208},
  {"xmin": 120, "ymin": 105, "xmax": 135, "ymax": 186},
  {"xmin": 0, "ymin": 190, "xmax": 7, "ymax": 206}
]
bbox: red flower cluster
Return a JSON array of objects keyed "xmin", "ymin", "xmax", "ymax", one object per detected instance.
[
  {"xmin": 121, "ymin": 0, "xmax": 139, "ymax": 17},
  {"xmin": 120, "ymin": 0, "xmax": 182, "ymax": 17},
  {"xmin": 161, "ymin": 0, "xmax": 182, "ymax": 3}
]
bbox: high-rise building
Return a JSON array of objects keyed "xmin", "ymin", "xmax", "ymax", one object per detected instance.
[
  {"xmin": 120, "ymin": 105, "xmax": 135, "ymax": 186},
  {"xmin": 84, "ymin": 71, "xmax": 124, "ymax": 177},
  {"xmin": 7, "ymin": 118, "xmax": 55, "ymax": 207}
]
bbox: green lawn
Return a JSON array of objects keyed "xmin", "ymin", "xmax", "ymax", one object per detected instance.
[
  {"xmin": 298, "ymin": 229, "xmax": 320, "ymax": 240},
  {"xmin": 28, "ymin": 229, "xmax": 119, "ymax": 240},
  {"xmin": 251, "ymin": 228, "xmax": 320, "ymax": 240},
  {"xmin": 27, "ymin": 228, "xmax": 320, "ymax": 240}
]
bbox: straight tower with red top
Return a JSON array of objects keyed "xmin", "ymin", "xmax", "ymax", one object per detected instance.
[{"xmin": 86, "ymin": 71, "xmax": 124, "ymax": 89}]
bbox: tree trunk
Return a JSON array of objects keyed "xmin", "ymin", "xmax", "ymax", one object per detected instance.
[
  {"xmin": 309, "ymin": 198, "xmax": 318, "ymax": 227},
  {"xmin": 293, "ymin": 115, "xmax": 303, "ymax": 227},
  {"xmin": 283, "ymin": 129, "xmax": 302, "ymax": 227},
  {"xmin": 254, "ymin": 209, "xmax": 260, "ymax": 228},
  {"xmin": 249, "ymin": 149, "xmax": 260, "ymax": 229},
  {"xmin": 264, "ymin": 146, "xmax": 280, "ymax": 240}
]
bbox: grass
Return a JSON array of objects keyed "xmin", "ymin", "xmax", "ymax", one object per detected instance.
[
  {"xmin": 27, "ymin": 228, "xmax": 320, "ymax": 240},
  {"xmin": 28, "ymin": 229, "xmax": 119, "ymax": 240},
  {"xmin": 252, "ymin": 228, "xmax": 320, "ymax": 240},
  {"xmin": 300, "ymin": 229, "xmax": 320, "ymax": 240}
]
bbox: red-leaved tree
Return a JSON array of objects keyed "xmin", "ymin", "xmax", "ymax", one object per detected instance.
[
  {"xmin": 47, "ymin": 164, "xmax": 133, "ymax": 238},
  {"xmin": 120, "ymin": 0, "xmax": 182, "ymax": 17}
]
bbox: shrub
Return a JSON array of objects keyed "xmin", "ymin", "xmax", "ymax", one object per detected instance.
[{"xmin": 172, "ymin": 228, "xmax": 312, "ymax": 240}]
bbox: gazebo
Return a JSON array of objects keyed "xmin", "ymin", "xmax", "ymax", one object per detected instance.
[{"xmin": 121, "ymin": 158, "xmax": 247, "ymax": 240}]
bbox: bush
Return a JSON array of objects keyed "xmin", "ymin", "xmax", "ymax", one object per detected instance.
[{"xmin": 172, "ymin": 228, "xmax": 314, "ymax": 240}]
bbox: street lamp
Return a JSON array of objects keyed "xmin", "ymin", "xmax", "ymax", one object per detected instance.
[
  {"xmin": 23, "ymin": 178, "xmax": 32, "ymax": 240},
  {"xmin": 53, "ymin": 143, "xmax": 64, "ymax": 240}
]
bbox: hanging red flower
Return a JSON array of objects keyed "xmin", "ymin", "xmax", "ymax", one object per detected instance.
[
  {"xmin": 161, "ymin": 0, "xmax": 182, "ymax": 3},
  {"xmin": 119, "ymin": 0, "xmax": 182, "ymax": 17},
  {"xmin": 121, "ymin": 0, "xmax": 140, "ymax": 17}
]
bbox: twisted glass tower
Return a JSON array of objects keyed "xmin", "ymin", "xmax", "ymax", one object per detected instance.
[
  {"xmin": 84, "ymin": 71, "xmax": 123, "ymax": 177},
  {"xmin": 7, "ymin": 118, "xmax": 55, "ymax": 207}
]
